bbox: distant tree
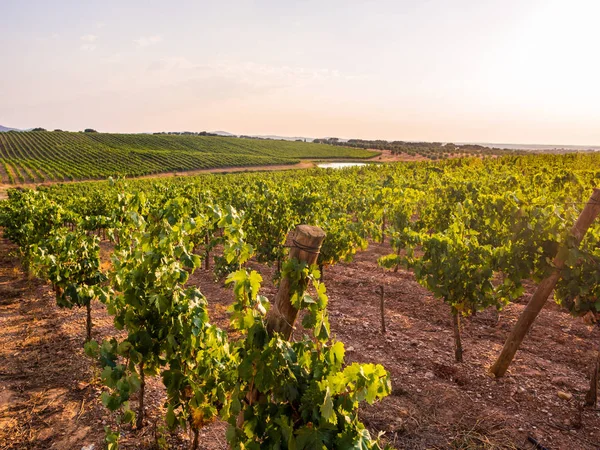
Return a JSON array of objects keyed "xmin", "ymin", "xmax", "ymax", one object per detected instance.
[
  {"xmin": 53, "ymin": 129, "xmax": 63, "ymax": 132},
  {"xmin": 32, "ymin": 127, "xmax": 46, "ymax": 132},
  {"xmin": 84, "ymin": 128, "xmax": 97, "ymax": 133}
]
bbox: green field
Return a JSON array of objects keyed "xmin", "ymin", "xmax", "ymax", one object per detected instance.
[{"xmin": 0, "ymin": 131, "xmax": 378, "ymax": 184}]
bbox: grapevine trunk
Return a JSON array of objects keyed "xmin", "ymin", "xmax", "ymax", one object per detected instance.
[{"xmin": 192, "ymin": 427, "xmax": 199, "ymax": 450}]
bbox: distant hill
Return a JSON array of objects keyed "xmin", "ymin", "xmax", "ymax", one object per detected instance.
[
  {"xmin": 252, "ymin": 135, "xmax": 315, "ymax": 142},
  {"xmin": 211, "ymin": 130, "xmax": 237, "ymax": 137},
  {"xmin": 212, "ymin": 131, "xmax": 314, "ymax": 142},
  {"xmin": 0, "ymin": 125, "xmax": 21, "ymax": 132}
]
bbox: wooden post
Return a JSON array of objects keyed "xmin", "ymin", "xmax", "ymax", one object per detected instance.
[
  {"xmin": 379, "ymin": 285, "xmax": 386, "ymax": 334},
  {"xmin": 265, "ymin": 225, "xmax": 326, "ymax": 339},
  {"xmin": 452, "ymin": 311, "xmax": 463, "ymax": 363},
  {"xmin": 86, "ymin": 302, "xmax": 92, "ymax": 342},
  {"xmin": 490, "ymin": 188, "xmax": 600, "ymax": 378},
  {"xmin": 234, "ymin": 225, "xmax": 326, "ymax": 440},
  {"xmin": 137, "ymin": 360, "xmax": 145, "ymax": 428},
  {"xmin": 585, "ymin": 333, "xmax": 600, "ymax": 407},
  {"xmin": 204, "ymin": 233, "xmax": 210, "ymax": 271}
]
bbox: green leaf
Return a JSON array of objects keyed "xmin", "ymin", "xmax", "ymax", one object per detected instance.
[
  {"xmin": 320, "ymin": 386, "xmax": 335, "ymax": 423},
  {"xmin": 166, "ymin": 407, "xmax": 176, "ymax": 428}
]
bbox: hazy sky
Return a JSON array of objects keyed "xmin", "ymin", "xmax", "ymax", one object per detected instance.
[{"xmin": 1, "ymin": 0, "xmax": 599, "ymax": 145}]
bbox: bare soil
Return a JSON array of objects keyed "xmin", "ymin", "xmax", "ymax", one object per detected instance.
[{"xmin": 1, "ymin": 237, "xmax": 599, "ymax": 450}]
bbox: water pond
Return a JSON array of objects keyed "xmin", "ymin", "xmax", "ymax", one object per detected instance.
[{"xmin": 317, "ymin": 162, "xmax": 368, "ymax": 169}]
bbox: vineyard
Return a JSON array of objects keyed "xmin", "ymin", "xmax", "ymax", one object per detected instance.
[
  {"xmin": 1, "ymin": 153, "xmax": 600, "ymax": 449},
  {"xmin": 0, "ymin": 131, "xmax": 377, "ymax": 184}
]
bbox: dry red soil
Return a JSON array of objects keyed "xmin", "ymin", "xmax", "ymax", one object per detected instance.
[{"xmin": 1, "ymin": 237, "xmax": 599, "ymax": 450}]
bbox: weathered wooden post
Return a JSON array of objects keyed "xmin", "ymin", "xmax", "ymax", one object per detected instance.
[
  {"xmin": 204, "ymin": 233, "xmax": 210, "ymax": 270},
  {"xmin": 234, "ymin": 225, "xmax": 326, "ymax": 440},
  {"xmin": 265, "ymin": 224, "xmax": 326, "ymax": 339},
  {"xmin": 86, "ymin": 302, "xmax": 92, "ymax": 342},
  {"xmin": 490, "ymin": 188, "xmax": 600, "ymax": 378},
  {"xmin": 585, "ymin": 335, "xmax": 600, "ymax": 407},
  {"xmin": 379, "ymin": 285, "xmax": 386, "ymax": 334},
  {"xmin": 452, "ymin": 309, "xmax": 463, "ymax": 363}
]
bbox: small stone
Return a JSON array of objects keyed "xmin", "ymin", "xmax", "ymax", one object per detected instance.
[
  {"xmin": 551, "ymin": 376, "xmax": 571, "ymax": 387},
  {"xmin": 557, "ymin": 391, "xmax": 572, "ymax": 401},
  {"xmin": 397, "ymin": 407, "xmax": 410, "ymax": 417},
  {"xmin": 424, "ymin": 372, "xmax": 435, "ymax": 380},
  {"xmin": 346, "ymin": 346, "xmax": 355, "ymax": 352},
  {"xmin": 81, "ymin": 445, "xmax": 95, "ymax": 450}
]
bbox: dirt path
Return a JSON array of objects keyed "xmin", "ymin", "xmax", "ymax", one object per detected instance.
[
  {"xmin": 0, "ymin": 239, "xmax": 102, "ymax": 449},
  {"xmin": 1, "ymin": 238, "xmax": 598, "ymax": 449}
]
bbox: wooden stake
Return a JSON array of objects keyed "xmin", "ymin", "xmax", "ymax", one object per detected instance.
[
  {"xmin": 490, "ymin": 188, "xmax": 600, "ymax": 378},
  {"xmin": 86, "ymin": 302, "xmax": 92, "ymax": 342},
  {"xmin": 137, "ymin": 360, "xmax": 145, "ymax": 429},
  {"xmin": 265, "ymin": 225, "xmax": 326, "ymax": 340},
  {"xmin": 585, "ymin": 334, "xmax": 600, "ymax": 407},
  {"xmin": 234, "ymin": 225, "xmax": 326, "ymax": 443},
  {"xmin": 204, "ymin": 233, "xmax": 210, "ymax": 271},
  {"xmin": 452, "ymin": 311, "xmax": 463, "ymax": 363},
  {"xmin": 379, "ymin": 285, "xmax": 386, "ymax": 334}
]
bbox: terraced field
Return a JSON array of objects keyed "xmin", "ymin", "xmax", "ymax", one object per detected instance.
[{"xmin": 0, "ymin": 131, "xmax": 377, "ymax": 183}]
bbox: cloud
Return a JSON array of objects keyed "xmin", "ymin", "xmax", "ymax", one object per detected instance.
[
  {"xmin": 80, "ymin": 34, "xmax": 98, "ymax": 42},
  {"xmin": 135, "ymin": 58, "xmax": 363, "ymax": 104},
  {"xmin": 79, "ymin": 34, "xmax": 98, "ymax": 51},
  {"xmin": 146, "ymin": 58, "xmax": 352, "ymax": 85},
  {"xmin": 36, "ymin": 33, "xmax": 59, "ymax": 43},
  {"xmin": 102, "ymin": 53, "xmax": 125, "ymax": 64},
  {"xmin": 134, "ymin": 35, "xmax": 163, "ymax": 47}
]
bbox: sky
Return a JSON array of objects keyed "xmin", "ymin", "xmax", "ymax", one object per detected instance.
[{"xmin": 1, "ymin": 0, "xmax": 600, "ymax": 145}]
